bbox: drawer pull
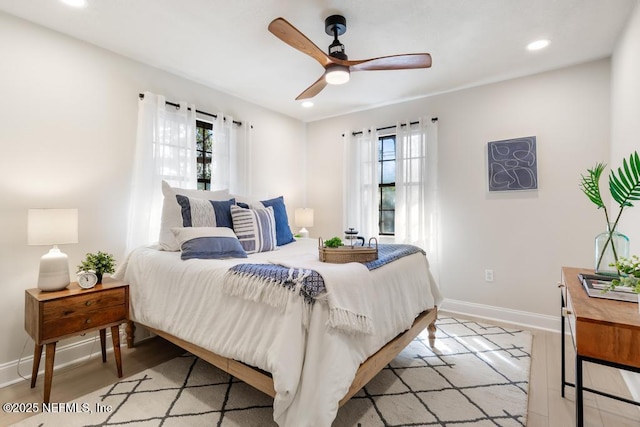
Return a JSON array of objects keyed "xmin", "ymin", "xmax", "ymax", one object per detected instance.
[
  {"xmin": 85, "ymin": 319, "xmax": 92, "ymax": 324},
  {"xmin": 85, "ymin": 301, "xmax": 93, "ymax": 306},
  {"xmin": 562, "ymin": 307, "xmax": 573, "ymax": 317}
]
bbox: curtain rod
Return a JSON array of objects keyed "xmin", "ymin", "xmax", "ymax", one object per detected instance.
[
  {"xmin": 344, "ymin": 117, "xmax": 438, "ymax": 137},
  {"xmin": 138, "ymin": 93, "xmax": 247, "ymax": 127}
]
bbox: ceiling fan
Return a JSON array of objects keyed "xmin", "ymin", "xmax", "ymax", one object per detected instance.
[{"xmin": 268, "ymin": 15, "xmax": 432, "ymax": 100}]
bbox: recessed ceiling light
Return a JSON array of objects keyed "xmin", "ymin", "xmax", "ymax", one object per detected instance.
[
  {"xmin": 301, "ymin": 101, "xmax": 314, "ymax": 108},
  {"xmin": 527, "ymin": 39, "xmax": 550, "ymax": 51},
  {"xmin": 60, "ymin": 0, "xmax": 87, "ymax": 8}
]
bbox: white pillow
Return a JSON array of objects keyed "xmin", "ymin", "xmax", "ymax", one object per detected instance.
[{"xmin": 159, "ymin": 180, "xmax": 230, "ymax": 251}]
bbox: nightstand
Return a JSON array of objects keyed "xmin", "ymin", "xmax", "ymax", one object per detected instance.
[{"xmin": 24, "ymin": 279, "xmax": 129, "ymax": 403}]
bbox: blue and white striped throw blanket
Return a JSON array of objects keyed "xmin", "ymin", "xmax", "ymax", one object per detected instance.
[{"xmin": 223, "ymin": 244, "xmax": 425, "ymax": 334}]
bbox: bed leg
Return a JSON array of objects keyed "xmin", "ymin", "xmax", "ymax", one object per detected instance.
[
  {"xmin": 428, "ymin": 319, "xmax": 437, "ymax": 347},
  {"xmin": 126, "ymin": 321, "xmax": 136, "ymax": 349}
]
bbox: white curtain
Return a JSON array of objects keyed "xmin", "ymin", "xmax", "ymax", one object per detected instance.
[
  {"xmin": 211, "ymin": 114, "xmax": 252, "ymax": 196},
  {"xmin": 125, "ymin": 92, "xmax": 197, "ymax": 253},
  {"xmin": 343, "ymin": 128, "xmax": 379, "ymax": 239},
  {"xmin": 395, "ymin": 118, "xmax": 439, "ymax": 263}
]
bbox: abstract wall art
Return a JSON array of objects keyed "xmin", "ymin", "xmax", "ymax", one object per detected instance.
[{"xmin": 487, "ymin": 136, "xmax": 537, "ymax": 191}]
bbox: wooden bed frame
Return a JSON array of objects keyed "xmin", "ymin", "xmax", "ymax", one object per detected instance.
[{"xmin": 125, "ymin": 306, "xmax": 437, "ymax": 406}]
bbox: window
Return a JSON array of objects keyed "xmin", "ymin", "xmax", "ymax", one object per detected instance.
[
  {"xmin": 196, "ymin": 120, "xmax": 213, "ymax": 190},
  {"xmin": 378, "ymin": 135, "xmax": 396, "ymax": 235}
]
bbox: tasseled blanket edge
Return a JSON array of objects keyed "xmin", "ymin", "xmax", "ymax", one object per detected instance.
[
  {"xmin": 222, "ymin": 270, "xmax": 314, "ymax": 330},
  {"xmin": 328, "ymin": 307, "xmax": 374, "ymax": 335},
  {"xmin": 223, "ymin": 270, "xmax": 293, "ymax": 312}
]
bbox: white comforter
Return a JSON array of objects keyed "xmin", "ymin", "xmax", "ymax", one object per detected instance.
[{"xmin": 114, "ymin": 239, "xmax": 442, "ymax": 427}]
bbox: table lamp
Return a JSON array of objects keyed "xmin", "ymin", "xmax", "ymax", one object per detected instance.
[
  {"xmin": 294, "ymin": 208, "xmax": 314, "ymax": 238},
  {"xmin": 28, "ymin": 208, "xmax": 78, "ymax": 291}
]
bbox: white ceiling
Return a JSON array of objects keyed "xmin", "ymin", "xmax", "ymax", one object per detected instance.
[{"xmin": 0, "ymin": 0, "xmax": 636, "ymax": 122}]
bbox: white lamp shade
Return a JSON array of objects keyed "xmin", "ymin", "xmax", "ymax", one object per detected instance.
[
  {"xmin": 27, "ymin": 208, "xmax": 78, "ymax": 291},
  {"xmin": 295, "ymin": 208, "xmax": 314, "ymax": 228},
  {"xmin": 28, "ymin": 209, "xmax": 78, "ymax": 245}
]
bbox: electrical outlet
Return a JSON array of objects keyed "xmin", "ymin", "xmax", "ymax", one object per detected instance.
[{"xmin": 485, "ymin": 269, "xmax": 494, "ymax": 282}]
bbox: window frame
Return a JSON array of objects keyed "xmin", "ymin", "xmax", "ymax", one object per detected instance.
[
  {"xmin": 378, "ymin": 134, "xmax": 396, "ymax": 236},
  {"xmin": 196, "ymin": 119, "xmax": 213, "ymax": 190}
]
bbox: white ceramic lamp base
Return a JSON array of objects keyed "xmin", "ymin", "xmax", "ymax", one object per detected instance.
[
  {"xmin": 298, "ymin": 227, "xmax": 309, "ymax": 238},
  {"xmin": 38, "ymin": 245, "xmax": 71, "ymax": 291}
]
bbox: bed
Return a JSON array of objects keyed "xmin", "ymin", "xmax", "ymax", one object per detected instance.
[{"xmin": 115, "ymin": 183, "xmax": 442, "ymax": 426}]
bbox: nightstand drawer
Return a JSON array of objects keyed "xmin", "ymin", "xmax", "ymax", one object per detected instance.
[
  {"xmin": 43, "ymin": 288, "xmax": 125, "ymax": 318},
  {"xmin": 41, "ymin": 304, "xmax": 127, "ymax": 341}
]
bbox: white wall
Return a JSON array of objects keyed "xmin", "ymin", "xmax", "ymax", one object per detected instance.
[
  {"xmin": 611, "ymin": 3, "xmax": 640, "ymax": 254},
  {"xmin": 0, "ymin": 11, "xmax": 305, "ymax": 381},
  {"xmin": 610, "ymin": 1, "xmax": 640, "ymax": 400},
  {"xmin": 307, "ymin": 59, "xmax": 611, "ymax": 321}
]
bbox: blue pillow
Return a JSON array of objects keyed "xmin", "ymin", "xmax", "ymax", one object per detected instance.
[
  {"xmin": 260, "ymin": 196, "xmax": 295, "ymax": 246},
  {"xmin": 171, "ymin": 227, "xmax": 247, "ymax": 260},
  {"xmin": 176, "ymin": 195, "xmax": 235, "ymax": 229}
]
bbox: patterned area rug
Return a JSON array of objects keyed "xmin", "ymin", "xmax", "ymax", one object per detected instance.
[{"xmin": 14, "ymin": 317, "xmax": 532, "ymax": 426}]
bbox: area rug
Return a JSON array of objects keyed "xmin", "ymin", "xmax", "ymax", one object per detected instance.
[{"xmin": 14, "ymin": 316, "xmax": 532, "ymax": 426}]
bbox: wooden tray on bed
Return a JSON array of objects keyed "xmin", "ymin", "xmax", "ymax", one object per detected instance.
[{"xmin": 318, "ymin": 237, "xmax": 378, "ymax": 264}]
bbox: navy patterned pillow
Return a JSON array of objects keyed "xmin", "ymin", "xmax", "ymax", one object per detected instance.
[{"xmin": 176, "ymin": 195, "xmax": 235, "ymax": 229}]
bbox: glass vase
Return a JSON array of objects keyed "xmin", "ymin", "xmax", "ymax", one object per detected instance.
[{"xmin": 594, "ymin": 224, "xmax": 629, "ymax": 275}]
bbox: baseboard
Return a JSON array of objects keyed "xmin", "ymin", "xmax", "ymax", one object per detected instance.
[
  {"xmin": 440, "ymin": 298, "xmax": 560, "ymax": 332},
  {"xmin": 0, "ymin": 327, "xmax": 125, "ymax": 389}
]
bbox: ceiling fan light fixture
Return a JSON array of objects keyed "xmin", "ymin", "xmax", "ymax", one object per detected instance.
[{"xmin": 325, "ymin": 64, "xmax": 350, "ymax": 85}]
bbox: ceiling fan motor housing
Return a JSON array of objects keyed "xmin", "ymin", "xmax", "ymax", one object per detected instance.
[{"xmin": 325, "ymin": 15, "xmax": 348, "ymax": 60}]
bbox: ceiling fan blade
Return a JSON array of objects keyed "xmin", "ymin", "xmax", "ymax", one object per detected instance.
[
  {"xmin": 345, "ymin": 53, "xmax": 432, "ymax": 71},
  {"xmin": 295, "ymin": 74, "xmax": 329, "ymax": 100},
  {"xmin": 269, "ymin": 17, "xmax": 333, "ymax": 68}
]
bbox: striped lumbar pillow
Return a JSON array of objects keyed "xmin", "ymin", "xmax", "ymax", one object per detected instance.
[{"xmin": 230, "ymin": 205, "xmax": 277, "ymax": 253}]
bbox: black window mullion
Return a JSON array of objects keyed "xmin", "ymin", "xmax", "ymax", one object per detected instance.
[
  {"xmin": 196, "ymin": 120, "xmax": 213, "ymax": 190},
  {"xmin": 378, "ymin": 135, "xmax": 396, "ymax": 236}
]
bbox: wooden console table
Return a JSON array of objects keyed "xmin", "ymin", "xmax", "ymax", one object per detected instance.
[{"xmin": 560, "ymin": 266, "xmax": 640, "ymax": 426}]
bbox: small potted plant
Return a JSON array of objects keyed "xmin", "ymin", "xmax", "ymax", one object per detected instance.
[
  {"xmin": 606, "ymin": 256, "xmax": 640, "ymax": 292},
  {"xmin": 324, "ymin": 237, "xmax": 344, "ymax": 248},
  {"xmin": 77, "ymin": 251, "xmax": 116, "ymax": 284}
]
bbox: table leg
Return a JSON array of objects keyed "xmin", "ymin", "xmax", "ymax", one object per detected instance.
[
  {"xmin": 99, "ymin": 329, "xmax": 107, "ymax": 363},
  {"xmin": 126, "ymin": 321, "xmax": 135, "ymax": 349},
  {"xmin": 111, "ymin": 325, "xmax": 123, "ymax": 378},
  {"xmin": 43, "ymin": 342, "xmax": 56, "ymax": 404},
  {"xmin": 576, "ymin": 354, "xmax": 584, "ymax": 427},
  {"xmin": 30, "ymin": 344, "xmax": 42, "ymax": 388},
  {"xmin": 561, "ymin": 297, "xmax": 566, "ymax": 397}
]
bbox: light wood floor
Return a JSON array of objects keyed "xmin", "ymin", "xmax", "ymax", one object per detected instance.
[{"xmin": 1, "ymin": 313, "xmax": 639, "ymax": 426}]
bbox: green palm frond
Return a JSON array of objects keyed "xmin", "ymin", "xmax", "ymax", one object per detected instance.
[
  {"xmin": 609, "ymin": 151, "xmax": 640, "ymax": 208},
  {"xmin": 580, "ymin": 162, "xmax": 606, "ymax": 209}
]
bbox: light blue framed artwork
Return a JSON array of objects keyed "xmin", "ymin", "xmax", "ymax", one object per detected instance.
[{"xmin": 487, "ymin": 136, "xmax": 537, "ymax": 191}]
